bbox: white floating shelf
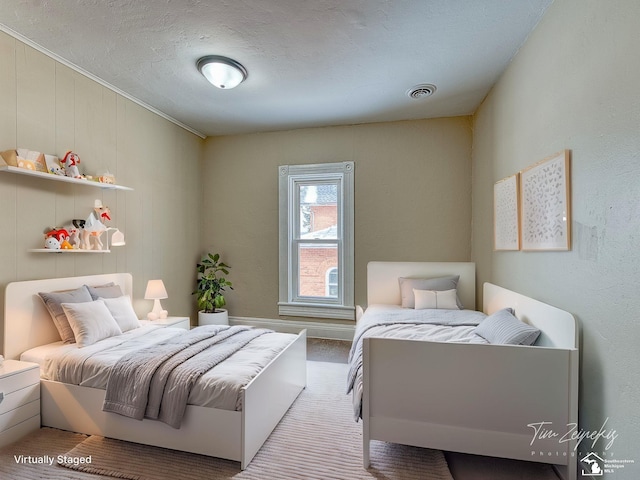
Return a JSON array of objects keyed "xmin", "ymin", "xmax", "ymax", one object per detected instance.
[
  {"xmin": 0, "ymin": 165, "xmax": 133, "ymax": 191},
  {"xmin": 29, "ymin": 249, "xmax": 111, "ymax": 253}
]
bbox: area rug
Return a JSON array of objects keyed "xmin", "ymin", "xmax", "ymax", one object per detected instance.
[{"xmin": 54, "ymin": 361, "xmax": 453, "ymax": 480}]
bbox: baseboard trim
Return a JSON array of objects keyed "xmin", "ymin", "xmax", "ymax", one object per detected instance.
[{"xmin": 229, "ymin": 316, "xmax": 355, "ymax": 341}]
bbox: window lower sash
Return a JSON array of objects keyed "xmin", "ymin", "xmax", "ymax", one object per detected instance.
[{"xmin": 277, "ymin": 302, "xmax": 355, "ymax": 320}]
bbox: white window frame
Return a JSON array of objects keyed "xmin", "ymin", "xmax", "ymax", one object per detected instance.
[{"xmin": 278, "ymin": 162, "xmax": 354, "ymax": 320}]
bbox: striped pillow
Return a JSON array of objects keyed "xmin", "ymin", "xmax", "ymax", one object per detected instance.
[{"xmin": 474, "ymin": 308, "xmax": 540, "ymax": 345}]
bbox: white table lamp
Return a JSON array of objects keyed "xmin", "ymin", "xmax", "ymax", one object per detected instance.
[{"xmin": 145, "ymin": 279, "xmax": 168, "ymax": 320}]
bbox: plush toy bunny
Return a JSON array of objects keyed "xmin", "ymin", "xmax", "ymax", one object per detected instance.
[{"xmin": 60, "ymin": 151, "xmax": 81, "ymax": 178}]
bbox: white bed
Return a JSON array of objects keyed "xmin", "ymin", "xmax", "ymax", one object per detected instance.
[
  {"xmin": 4, "ymin": 273, "xmax": 307, "ymax": 469},
  {"xmin": 358, "ymin": 262, "xmax": 579, "ymax": 480}
]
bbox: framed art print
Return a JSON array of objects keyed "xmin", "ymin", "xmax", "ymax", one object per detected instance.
[
  {"xmin": 494, "ymin": 173, "xmax": 520, "ymax": 251},
  {"xmin": 520, "ymin": 150, "xmax": 571, "ymax": 251}
]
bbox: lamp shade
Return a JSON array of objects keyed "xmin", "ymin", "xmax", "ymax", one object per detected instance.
[
  {"xmin": 144, "ymin": 279, "xmax": 168, "ymax": 300},
  {"xmin": 197, "ymin": 55, "xmax": 247, "ymax": 89}
]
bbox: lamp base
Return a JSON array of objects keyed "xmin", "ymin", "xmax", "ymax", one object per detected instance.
[{"xmin": 147, "ymin": 299, "xmax": 168, "ymax": 321}]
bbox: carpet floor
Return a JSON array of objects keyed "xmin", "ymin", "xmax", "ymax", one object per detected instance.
[{"xmin": 0, "ymin": 361, "xmax": 453, "ymax": 480}]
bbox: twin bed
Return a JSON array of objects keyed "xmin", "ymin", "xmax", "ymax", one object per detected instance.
[
  {"xmin": 4, "ymin": 273, "xmax": 307, "ymax": 469},
  {"xmin": 350, "ymin": 262, "xmax": 579, "ymax": 480},
  {"xmin": 4, "ymin": 264, "xmax": 579, "ymax": 479}
]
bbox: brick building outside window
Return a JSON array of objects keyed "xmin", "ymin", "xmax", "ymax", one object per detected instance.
[{"xmin": 298, "ymin": 184, "xmax": 338, "ymax": 298}]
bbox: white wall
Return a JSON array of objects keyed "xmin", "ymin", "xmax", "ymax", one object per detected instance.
[
  {"xmin": 472, "ymin": 0, "xmax": 640, "ymax": 472},
  {"xmin": 0, "ymin": 31, "xmax": 204, "ymax": 349}
]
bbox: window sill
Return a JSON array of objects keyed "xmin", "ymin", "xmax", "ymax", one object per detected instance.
[{"xmin": 278, "ymin": 302, "xmax": 355, "ymax": 321}]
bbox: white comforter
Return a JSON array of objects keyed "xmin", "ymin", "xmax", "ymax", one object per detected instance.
[{"xmin": 25, "ymin": 325, "xmax": 296, "ymax": 411}]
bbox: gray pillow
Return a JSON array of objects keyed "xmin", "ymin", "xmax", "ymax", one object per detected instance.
[
  {"xmin": 39, "ymin": 286, "xmax": 93, "ymax": 343},
  {"xmin": 474, "ymin": 308, "xmax": 541, "ymax": 346},
  {"xmin": 398, "ymin": 275, "xmax": 463, "ymax": 309},
  {"xmin": 86, "ymin": 283, "xmax": 123, "ymax": 300},
  {"xmin": 467, "ymin": 334, "xmax": 489, "ymax": 344}
]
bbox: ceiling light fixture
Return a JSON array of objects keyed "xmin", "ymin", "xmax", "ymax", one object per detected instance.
[
  {"xmin": 407, "ymin": 84, "xmax": 437, "ymax": 99},
  {"xmin": 197, "ymin": 55, "xmax": 248, "ymax": 89}
]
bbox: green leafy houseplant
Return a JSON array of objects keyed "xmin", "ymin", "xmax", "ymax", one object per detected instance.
[{"xmin": 193, "ymin": 253, "xmax": 233, "ymax": 313}]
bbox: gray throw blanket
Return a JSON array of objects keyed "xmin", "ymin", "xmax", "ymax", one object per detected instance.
[{"xmin": 103, "ymin": 325, "xmax": 270, "ymax": 428}]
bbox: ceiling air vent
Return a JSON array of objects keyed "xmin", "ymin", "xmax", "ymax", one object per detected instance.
[{"xmin": 407, "ymin": 84, "xmax": 437, "ymax": 99}]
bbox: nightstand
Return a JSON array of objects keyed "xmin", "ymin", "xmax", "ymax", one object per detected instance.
[
  {"xmin": 144, "ymin": 316, "xmax": 191, "ymax": 330},
  {"xmin": 0, "ymin": 360, "xmax": 40, "ymax": 448}
]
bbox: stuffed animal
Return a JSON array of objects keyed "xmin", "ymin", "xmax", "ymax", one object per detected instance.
[
  {"xmin": 73, "ymin": 200, "xmax": 111, "ymax": 250},
  {"xmin": 65, "ymin": 222, "xmax": 82, "ymax": 249},
  {"xmin": 98, "ymin": 172, "xmax": 115, "ymax": 184},
  {"xmin": 44, "ymin": 236, "xmax": 60, "ymax": 250},
  {"xmin": 45, "ymin": 228, "xmax": 72, "ymax": 249},
  {"xmin": 60, "ymin": 151, "xmax": 81, "ymax": 178}
]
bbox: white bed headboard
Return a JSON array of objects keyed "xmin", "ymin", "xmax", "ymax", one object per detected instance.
[
  {"xmin": 3, "ymin": 273, "xmax": 133, "ymax": 360},
  {"xmin": 367, "ymin": 261, "xmax": 476, "ymax": 309}
]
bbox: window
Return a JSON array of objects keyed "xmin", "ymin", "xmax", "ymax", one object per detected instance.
[
  {"xmin": 326, "ymin": 267, "xmax": 338, "ymax": 297},
  {"xmin": 278, "ymin": 162, "xmax": 354, "ymax": 320}
]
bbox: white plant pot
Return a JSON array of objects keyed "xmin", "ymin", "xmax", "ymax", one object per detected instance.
[{"xmin": 198, "ymin": 309, "xmax": 229, "ymax": 326}]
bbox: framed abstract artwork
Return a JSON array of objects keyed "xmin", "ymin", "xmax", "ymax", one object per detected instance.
[
  {"xmin": 493, "ymin": 173, "xmax": 520, "ymax": 251},
  {"xmin": 520, "ymin": 150, "xmax": 571, "ymax": 251}
]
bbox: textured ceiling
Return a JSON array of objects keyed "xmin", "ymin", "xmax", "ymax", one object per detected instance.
[{"xmin": 0, "ymin": 0, "xmax": 553, "ymax": 137}]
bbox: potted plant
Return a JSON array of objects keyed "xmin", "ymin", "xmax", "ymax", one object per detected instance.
[{"xmin": 193, "ymin": 253, "xmax": 233, "ymax": 326}]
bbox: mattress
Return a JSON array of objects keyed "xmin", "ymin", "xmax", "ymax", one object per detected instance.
[{"xmin": 20, "ymin": 324, "xmax": 297, "ymax": 411}]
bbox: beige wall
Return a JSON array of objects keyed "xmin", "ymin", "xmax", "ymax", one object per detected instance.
[
  {"xmin": 202, "ymin": 117, "xmax": 473, "ymax": 320},
  {"xmin": 472, "ymin": 0, "xmax": 640, "ymax": 468},
  {"xmin": 0, "ymin": 31, "xmax": 204, "ymax": 350}
]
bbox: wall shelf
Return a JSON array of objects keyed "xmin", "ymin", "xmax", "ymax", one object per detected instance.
[{"xmin": 0, "ymin": 165, "xmax": 133, "ymax": 191}]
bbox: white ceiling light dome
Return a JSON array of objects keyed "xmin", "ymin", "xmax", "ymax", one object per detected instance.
[{"xmin": 197, "ymin": 55, "xmax": 248, "ymax": 89}]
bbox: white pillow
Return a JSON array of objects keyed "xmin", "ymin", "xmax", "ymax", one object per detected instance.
[
  {"xmin": 100, "ymin": 295, "xmax": 141, "ymax": 332},
  {"xmin": 61, "ymin": 300, "xmax": 122, "ymax": 347},
  {"xmin": 413, "ymin": 288, "xmax": 459, "ymax": 310}
]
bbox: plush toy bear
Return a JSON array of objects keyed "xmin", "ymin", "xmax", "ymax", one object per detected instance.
[
  {"xmin": 44, "ymin": 236, "xmax": 61, "ymax": 249},
  {"xmin": 45, "ymin": 228, "xmax": 72, "ymax": 249},
  {"xmin": 60, "ymin": 151, "xmax": 81, "ymax": 178}
]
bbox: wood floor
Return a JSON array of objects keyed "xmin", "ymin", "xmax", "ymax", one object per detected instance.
[{"xmin": 308, "ymin": 336, "xmax": 561, "ymax": 480}]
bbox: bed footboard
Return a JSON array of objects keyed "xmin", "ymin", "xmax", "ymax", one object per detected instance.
[
  {"xmin": 241, "ymin": 329, "xmax": 307, "ymax": 468},
  {"xmin": 41, "ymin": 330, "xmax": 307, "ymax": 470},
  {"xmin": 363, "ymin": 337, "xmax": 578, "ymax": 479}
]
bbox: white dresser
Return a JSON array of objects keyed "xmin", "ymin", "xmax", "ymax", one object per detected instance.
[
  {"xmin": 0, "ymin": 360, "xmax": 40, "ymax": 447},
  {"xmin": 140, "ymin": 316, "xmax": 191, "ymax": 330}
]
